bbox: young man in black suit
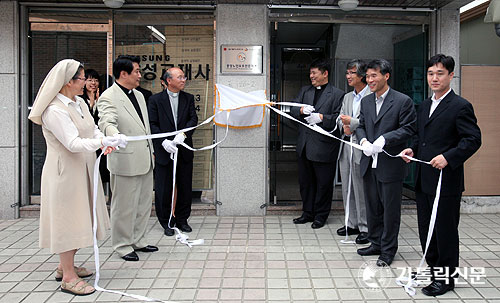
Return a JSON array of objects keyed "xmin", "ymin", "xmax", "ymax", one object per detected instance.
[
  {"xmin": 148, "ymin": 67, "xmax": 198, "ymax": 236},
  {"xmin": 401, "ymin": 54, "xmax": 481, "ymax": 296},
  {"xmin": 356, "ymin": 59, "xmax": 417, "ymax": 267},
  {"xmin": 290, "ymin": 59, "xmax": 345, "ymax": 229}
]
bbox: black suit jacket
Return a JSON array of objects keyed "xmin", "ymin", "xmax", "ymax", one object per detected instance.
[
  {"xmin": 137, "ymin": 86, "xmax": 153, "ymax": 104},
  {"xmin": 411, "ymin": 90, "xmax": 481, "ymax": 196},
  {"xmin": 357, "ymin": 88, "xmax": 417, "ymax": 182},
  {"xmin": 148, "ymin": 90, "xmax": 198, "ymax": 166},
  {"xmin": 290, "ymin": 83, "xmax": 345, "ymax": 163}
]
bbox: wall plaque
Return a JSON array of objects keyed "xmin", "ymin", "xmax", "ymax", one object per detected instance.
[{"xmin": 221, "ymin": 45, "xmax": 263, "ymax": 74}]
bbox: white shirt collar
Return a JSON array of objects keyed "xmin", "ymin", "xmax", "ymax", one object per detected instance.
[
  {"xmin": 353, "ymin": 84, "xmax": 369, "ymax": 98},
  {"xmin": 167, "ymin": 88, "xmax": 178, "ymax": 98},
  {"xmin": 376, "ymin": 87, "xmax": 390, "ymax": 101},
  {"xmin": 431, "ymin": 88, "xmax": 452, "ymax": 102},
  {"xmin": 56, "ymin": 93, "xmax": 80, "ymax": 107}
]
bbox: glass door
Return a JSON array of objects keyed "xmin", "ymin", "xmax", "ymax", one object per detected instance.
[
  {"xmin": 28, "ymin": 10, "xmax": 110, "ymax": 196},
  {"xmin": 269, "ymin": 22, "xmax": 333, "ymax": 205},
  {"xmin": 393, "ymin": 30, "xmax": 428, "ymax": 191}
]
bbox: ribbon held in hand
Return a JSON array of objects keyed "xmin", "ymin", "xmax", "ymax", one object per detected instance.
[
  {"xmin": 302, "ymin": 105, "xmax": 315, "ymax": 115},
  {"xmin": 173, "ymin": 132, "xmax": 186, "ymax": 145},
  {"xmin": 112, "ymin": 133, "xmax": 128, "ymax": 149},
  {"xmin": 162, "ymin": 139, "xmax": 178, "ymax": 154},
  {"xmin": 304, "ymin": 113, "xmax": 322, "ymax": 125},
  {"xmin": 101, "ymin": 136, "xmax": 121, "ymax": 148},
  {"xmin": 372, "ymin": 135, "xmax": 385, "ymax": 153},
  {"xmin": 361, "ymin": 140, "xmax": 374, "ymax": 156}
]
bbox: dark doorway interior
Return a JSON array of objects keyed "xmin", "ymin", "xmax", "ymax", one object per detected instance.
[
  {"xmin": 269, "ymin": 22, "xmax": 428, "ymax": 205},
  {"xmin": 269, "ymin": 23, "xmax": 335, "ymax": 205}
]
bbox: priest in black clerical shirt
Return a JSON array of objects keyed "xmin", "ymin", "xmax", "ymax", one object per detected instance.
[{"xmin": 289, "ymin": 59, "xmax": 345, "ymax": 229}]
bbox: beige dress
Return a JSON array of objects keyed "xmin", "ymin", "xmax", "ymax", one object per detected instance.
[{"xmin": 39, "ymin": 97, "xmax": 110, "ymax": 254}]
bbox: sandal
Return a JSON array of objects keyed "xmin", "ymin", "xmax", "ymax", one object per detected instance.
[
  {"xmin": 55, "ymin": 266, "xmax": 93, "ymax": 281},
  {"xmin": 61, "ymin": 277, "xmax": 95, "ymax": 296}
]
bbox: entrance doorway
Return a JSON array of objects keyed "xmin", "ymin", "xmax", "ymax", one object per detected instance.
[
  {"xmin": 269, "ymin": 22, "xmax": 428, "ymax": 205},
  {"xmin": 269, "ymin": 23, "xmax": 334, "ymax": 206},
  {"xmin": 28, "ymin": 14, "xmax": 110, "ymax": 197}
]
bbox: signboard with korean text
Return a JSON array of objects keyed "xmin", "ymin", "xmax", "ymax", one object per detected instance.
[
  {"xmin": 116, "ymin": 25, "xmax": 214, "ymax": 190},
  {"xmin": 221, "ymin": 45, "xmax": 263, "ymax": 74}
]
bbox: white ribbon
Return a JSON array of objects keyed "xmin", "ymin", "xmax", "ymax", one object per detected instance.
[
  {"xmin": 92, "ymin": 153, "xmax": 179, "ymax": 302},
  {"xmin": 266, "ymin": 104, "xmax": 363, "ymax": 150},
  {"xmin": 166, "ymin": 150, "xmax": 205, "ymax": 248},
  {"xmin": 162, "ymin": 112, "xmax": 232, "ymax": 248},
  {"xmin": 268, "ymin": 103, "xmax": 444, "ymax": 296},
  {"xmin": 387, "ymin": 152, "xmax": 442, "ymax": 296},
  {"xmin": 88, "ymin": 93, "xmax": 442, "ymax": 299},
  {"xmin": 371, "ymin": 153, "xmax": 378, "ymax": 168},
  {"xmin": 395, "ymin": 169, "xmax": 443, "ymax": 296},
  {"xmin": 90, "ymin": 110, "xmax": 232, "ymax": 302},
  {"xmin": 340, "ymin": 136, "xmax": 356, "ymax": 244}
]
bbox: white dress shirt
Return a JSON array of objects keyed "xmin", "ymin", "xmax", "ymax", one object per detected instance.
[
  {"xmin": 375, "ymin": 87, "xmax": 390, "ymax": 116},
  {"xmin": 429, "ymin": 88, "xmax": 451, "ymax": 117},
  {"xmin": 167, "ymin": 88, "xmax": 179, "ymax": 129},
  {"xmin": 359, "ymin": 87, "xmax": 390, "ymax": 147},
  {"xmin": 352, "ymin": 84, "xmax": 369, "ymax": 117},
  {"xmin": 41, "ymin": 93, "xmax": 103, "ymax": 153}
]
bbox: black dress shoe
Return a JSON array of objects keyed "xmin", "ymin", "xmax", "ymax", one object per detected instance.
[
  {"xmin": 336, "ymin": 225, "xmax": 360, "ymax": 236},
  {"xmin": 376, "ymin": 255, "xmax": 393, "ymax": 267},
  {"xmin": 178, "ymin": 223, "xmax": 192, "ymax": 233},
  {"xmin": 135, "ymin": 245, "xmax": 158, "ymax": 253},
  {"xmin": 122, "ymin": 251, "xmax": 139, "ymax": 261},
  {"xmin": 311, "ymin": 220, "xmax": 325, "ymax": 229},
  {"xmin": 355, "ymin": 232, "xmax": 369, "ymax": 244},
  {"xmin": 422, "ymin": 280, "xmax": 454, "ymax": 296},
  {"xmin": 293, "ymin": 215, "xmax": 313, "ymax": 224},
  {"xmin": 164, "ymin": 228, "xmax": 175, "ymax": 237},
  {"xmin": 357, "ymin": 245, "xmax": 381, "ymax": 256}
]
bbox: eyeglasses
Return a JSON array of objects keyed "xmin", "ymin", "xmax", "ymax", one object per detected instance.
[
  {"xmin": 74, "ymin": 77, "xmax": 86, "ymax": 81},
  {"xmin": 176, "ymin": 76, "xmax": 187, "ymax": 81},
  {"xmin": 345, "ymin": 71, "xmax": 358, "ymax": 76},
  {"xmin": 86, "ymin": 78, "xmax": 99, "ymax": 83}
]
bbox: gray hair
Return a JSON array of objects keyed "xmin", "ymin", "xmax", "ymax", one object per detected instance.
[
  {"xmin": 346, "ymin": 59, "xmax": 367, "ymax": 84},
  {"xmin": 161, "ymin": 70, "xmax": 172, "ymax": 87},
  {"xmin": 164, "ymin": 70, "xmax": 172, "ymax": 80}
]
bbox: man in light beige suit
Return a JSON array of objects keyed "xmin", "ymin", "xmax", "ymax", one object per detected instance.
[
  {"xmin": 336, "ymin": 59, "xmax": 372, "ymax": 244},
  {"xmin": 98, "ymin": 55, "xmax": 157, "ymax": 261}
]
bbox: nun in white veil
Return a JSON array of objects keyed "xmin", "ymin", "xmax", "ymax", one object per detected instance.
[{"xmin": 29, "ymin": 59, "xmax": 120, "ymax": 296}]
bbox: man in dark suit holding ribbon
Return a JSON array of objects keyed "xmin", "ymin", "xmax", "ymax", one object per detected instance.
[
  {"xmin": 148, "ymin": 67, "xmax": 198, "ymax": 237},
  {"xmin": 290, "ymin": 59, "xmax": 345, "ymax": 229},
  {"xmin": 356, "ymin": 59, "xmax": 416, "ymax": 267},
  {"xmin": 401, "ymin": 54, "xmax": 481, "ymax": 296}
]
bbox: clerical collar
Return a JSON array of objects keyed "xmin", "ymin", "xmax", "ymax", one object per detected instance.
[
  {"xmin": 167, "ymin": 88, "xmax": 178, "ymax": 98},
  {"xmin": 116, "ymin": 82, "xmax": 133, "ymax": 95},
  {"xmin": 315, "ymin": 83, "xmax": 327, "ymax": 90}
]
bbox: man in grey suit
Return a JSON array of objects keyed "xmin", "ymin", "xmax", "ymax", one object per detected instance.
[
  {"xmin": 356, "ymin": 59, "xmax": 416, "ymax": 266},
  {"xmin": 98, "ymin": 55, "xmax": 158, "ymax": 261},
  {"xmin": 290, "ymin": 59, "xmax": 345, "ymax": 229},
  {"xmin": 337, "ymin": 59, "xmax": 371, "ymax": 244}
]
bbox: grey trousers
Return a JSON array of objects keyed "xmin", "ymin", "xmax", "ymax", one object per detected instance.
[
  {"xmin": 110, "ymin": 167, "xmax": 153, "ymax": 257},
  {"xmin": 339, "ymin": 144, "xmax": 368, "ymax": 232}
]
